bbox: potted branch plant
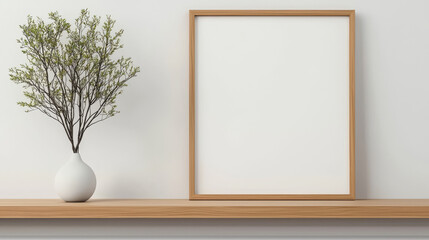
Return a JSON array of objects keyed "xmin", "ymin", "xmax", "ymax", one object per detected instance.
[{"xmin": 9, "ymin": 9, "xmax": 140, "ymax": 202}]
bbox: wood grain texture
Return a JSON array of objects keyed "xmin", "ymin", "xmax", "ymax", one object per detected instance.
[
  {"xmin": 2, "ymin": 199, "xmax": 429, "ymax": 218},
  {"xmin": 190, "ymin": 194, "xmax": 354, "ymax": 200},
  {"xmin": 189, "ymin": 10, "xmax": 355, "ymax": 16},
  {"xmin": 189, "ymin": 10, "xmax": 356, "ymax": 200},
  {"xmin": 189, "ymin": 9, "xmax": 196, "ymax": 198},
  {"xmin": 349, "ymin": 11, "xmax": 356, "ymax": 199}
]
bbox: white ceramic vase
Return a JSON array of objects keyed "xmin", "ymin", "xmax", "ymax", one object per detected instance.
[{"xmin": 55, "ymin": 153, "xmax": 96, "ymax": 202}]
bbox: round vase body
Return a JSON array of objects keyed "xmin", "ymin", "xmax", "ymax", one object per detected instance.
[{"xmin": 55, "ymin": 153, "xmax": 96, "ymax": 202}]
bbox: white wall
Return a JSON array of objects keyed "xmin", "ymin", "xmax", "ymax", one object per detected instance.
[{"xmin": 1, "ymin": 0, "xmax": 429, "ymax": 239}]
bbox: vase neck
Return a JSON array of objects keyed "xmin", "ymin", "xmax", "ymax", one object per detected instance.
[{"xmin": 70, "ymin": 153, "xmax": 83, "ymax": 162}]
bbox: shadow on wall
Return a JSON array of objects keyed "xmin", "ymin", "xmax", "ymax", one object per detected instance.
[
  {"xmin": 354, "ymin": 14, "xmax": 370, "ymax": 199},
  {"xmin": 1, "ymin": 219, "xmax": 429, "ymax": 238},
  {"xmin": 96, "ymin": 176, "xmax": 147, "ymax": 198}
]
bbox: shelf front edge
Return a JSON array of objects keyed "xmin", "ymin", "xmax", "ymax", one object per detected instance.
[{"xmin": 2, "ymin": 199, "xmax": 429, "ymax": 218}]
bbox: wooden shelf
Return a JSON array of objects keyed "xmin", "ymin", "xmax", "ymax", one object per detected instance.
[{"xmin": 1, "ymin": 199, "xmax": 429, "ymax": 218}]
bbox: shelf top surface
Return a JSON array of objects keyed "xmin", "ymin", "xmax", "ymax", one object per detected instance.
[{"xmin": 1, "ymin": 199, "xmax": 429, "ymax": 206}]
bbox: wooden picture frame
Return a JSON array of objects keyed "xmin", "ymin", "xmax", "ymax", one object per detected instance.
[{"xmin": 189, "ymin": 10, "xmax": 355, "ymax": 200}]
